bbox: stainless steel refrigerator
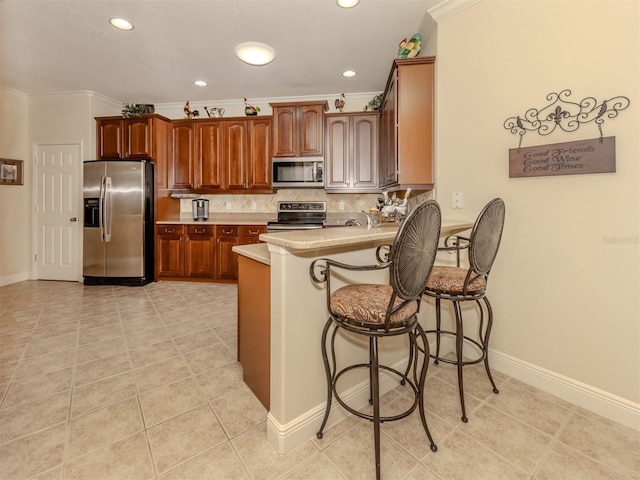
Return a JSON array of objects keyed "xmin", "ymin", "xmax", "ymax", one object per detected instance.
[{"xmin": 83, "ymin": 159, "xmax": 154, "ymax": 286}]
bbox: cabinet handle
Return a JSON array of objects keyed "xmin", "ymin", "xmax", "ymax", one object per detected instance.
[
  {"xmin": 165, "ymin": 228, "xmax": 175, "ymax": 234},
  {"xmin": 223, "ymin": 229, "xmax": 234, "ymax": 234},
  {"xmin": 248, "ymin": 229, "xmax": 259, "ymax": 234}
]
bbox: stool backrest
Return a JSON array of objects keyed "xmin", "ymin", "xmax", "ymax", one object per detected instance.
[
  {"xmin": 389, "ymin": 199, "xmax": 442, "ymax": 300},
  {"xmin": 468, "ymin": 198, "xmax": 506, "ymax": 277}
]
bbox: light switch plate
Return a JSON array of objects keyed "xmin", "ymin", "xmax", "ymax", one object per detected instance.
[{"xmin": 453, "ymin": 192, "xmax": 463, "ymax": 209}]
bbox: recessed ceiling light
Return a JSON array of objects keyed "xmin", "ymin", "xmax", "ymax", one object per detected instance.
[
  {"xmin": 235, "ymin": 42, "xmax": 275, "ymax": 66},
  {"xmin": 337, "ymin": 0, "xmax": 360, "ymax": 8},
  {"xmin": 342, "ymin": 70, "xmax": 357, "ymax": 78},
  {"xmin": 109, "ymin": 18, "xmax": 134, "ymax": 30},
  {"xmin": 194, "ymin": 80, "xmax": 208, "ymax": 87}
]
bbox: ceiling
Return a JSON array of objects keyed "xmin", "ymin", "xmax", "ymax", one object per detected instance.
[{"xmin": 1, "ymin": 0, "xmax": 443, "ymax": 105}]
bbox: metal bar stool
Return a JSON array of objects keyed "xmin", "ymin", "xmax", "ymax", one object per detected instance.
[
  {"xmin": 422, "ymin": 198, "xmax": 506, "ymax": 423},
  {"xmin": 310, "ymin": 199, "xmax": 441, "ymax": 480}
]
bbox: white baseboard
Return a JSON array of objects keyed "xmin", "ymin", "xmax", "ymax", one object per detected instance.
[
  {"xmin": 0, "ymin": 271, "xmax": 30, "ymax": 287},
  {"xmin": 489, "ymin": 349, "xmax": 640, "ymax": 432},
  {"xmin": 267, "ymin": 347, "xmax": 640, "ymax": 455}
]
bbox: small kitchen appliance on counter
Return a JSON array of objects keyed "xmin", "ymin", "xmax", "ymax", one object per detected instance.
[
  {"xmin": 192, "ymin": 198, "xmax": 209, "ymax": 220},
  {"xmin": 267, "ymin": 201, "xmax": 327, "ymax": 230}
]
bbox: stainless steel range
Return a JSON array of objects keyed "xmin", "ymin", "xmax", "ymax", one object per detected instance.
[{"xmin": 267, "ymin": 201, "xmax": 327, "ymax": 231}]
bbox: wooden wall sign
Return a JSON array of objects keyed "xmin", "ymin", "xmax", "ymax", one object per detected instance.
[{"xmin": 509, "ymin": 137, "xmax": 615, "ymax": 178}]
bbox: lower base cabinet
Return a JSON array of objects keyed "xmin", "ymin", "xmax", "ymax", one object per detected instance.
[
  {"xmin": 237, "ymin": 254, "xmax": 270, "ymax": 409},
  {"xmin": 156, "ymin": 223, "xmax": 266, "ymax": 282}
]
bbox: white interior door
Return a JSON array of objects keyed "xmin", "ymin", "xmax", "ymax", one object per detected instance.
[{"xmin": 34, "ymin": 143, "xmax": 82, "ymax": 281}]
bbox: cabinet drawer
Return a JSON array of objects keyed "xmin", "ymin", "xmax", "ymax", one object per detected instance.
[
  {"xmin": 216, "ymin": 225, "xmax": 239, "ymax": 237},
  {"xmin": 157, "ymin": 225, "xmax": 184, "ymax": 236},
  {"xmin": 240, "ymin": 225, "xmax": 266, "ymax": 237},
  {"xmin": 186, "ymin": 225, "xmax": 214, "ymax": 236}
]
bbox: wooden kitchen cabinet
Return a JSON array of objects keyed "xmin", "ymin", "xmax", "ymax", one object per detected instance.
[
  {"xmin": 215, "ymin": 225, "xmax": 240, "ymax": 280},
  {"xmin": 248, "ymin": 118, "xmax": 272, "ymax": 190},
  {"xmin": 325, "ymin": 113, "xmax": 378, "ymax": 192},
  {"xmin": 156, "ymin": 225, "xmax": 185, "ymax": 278},
  {"xmin": 240, "ymin": 225, "xmax": 267, "ymax": 245},
  {"xmin": 97, "ymin": 115, "xmax": 171, "ymax": 161},
  {"xmin": 270, "ymin": 101, "xmax": 328, "ymax": 157},
  {"xmin": 379, "ymin": 57, "xmax": 435, "ymax": 190},
  {"xmin": 170, "ymin": 120, "xmax": 196, "ymax": 190},
  {"xmin": 185, "ymin": 225, "xmax": 215, "ymax": 278}
]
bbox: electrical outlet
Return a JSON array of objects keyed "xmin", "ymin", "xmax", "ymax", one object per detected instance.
[
  {"xmin": 339, "ymin": 201, "xmax": 345, "ymax": 211},
  {"xmin": 226, "ymin": 202, "xmax": 232, "ymax": 210},
  {"xmin": 251, "ymin": 201, "xmax": 257, "ymax": 210},
  {"xmin": 453, "ymin": 192, "xmax": 463, "ymax": 209}
]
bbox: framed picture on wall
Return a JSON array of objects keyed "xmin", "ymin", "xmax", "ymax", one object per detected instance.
[{"xmin": 0, "ymin": 159, "xmax": 24, "ymax": 185}]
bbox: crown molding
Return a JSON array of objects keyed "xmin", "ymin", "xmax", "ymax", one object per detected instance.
[{"xmin": 428, "ymin": 0, "xmax": 482, "ymax": 23}]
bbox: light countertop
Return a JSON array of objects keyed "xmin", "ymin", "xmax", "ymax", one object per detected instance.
[
  {"xmin": 232, "ymin": 243, "xmax": 270, "ymax": 265},
  {"xmin": 157, "ymin": 213, "xmax": 274, "ymax": 225}
]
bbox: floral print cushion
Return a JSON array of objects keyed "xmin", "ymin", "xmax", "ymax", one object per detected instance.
[
  {"xmin": 426, "ymin": 266, "xmax": 486, "ymax": 294},
  {"xmin": 330, "ymin": 284, "xmax": 418, "ymax": 324}
]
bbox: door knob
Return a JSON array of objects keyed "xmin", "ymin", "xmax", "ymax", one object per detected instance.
[{"xmin": 70, "ymin": 217, "xmax": 78, "ymax": 222}]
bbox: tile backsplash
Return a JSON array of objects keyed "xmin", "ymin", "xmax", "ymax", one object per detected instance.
[{"xmin": 180, "ymin": 190, "xmax": 433, "ymax": 214}]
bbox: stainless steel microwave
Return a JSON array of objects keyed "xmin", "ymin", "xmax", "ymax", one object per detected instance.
[{"xmin": 272, "ymin": 158, "xmax": 324, "ymax": 188}]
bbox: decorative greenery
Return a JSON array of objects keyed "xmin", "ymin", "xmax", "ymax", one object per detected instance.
[
  {"xmin": 121, "ymin": 103, "xmax": 155, "ymax": 118},
  {"xmin": 364, "ymin": 94, "xmax": 383, "ymax": 112}
]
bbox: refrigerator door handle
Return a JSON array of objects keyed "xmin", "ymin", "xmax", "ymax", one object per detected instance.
[
  {"xmin": 99, "ymin": 176, "xmax": 106, "ymax": 242},
  {"xmin": 104, "ymin": 176, "xmax": 113, "ymax": 242}
]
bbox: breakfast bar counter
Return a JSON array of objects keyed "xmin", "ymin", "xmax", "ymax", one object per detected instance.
[{"xmin": 234, "ymin": 219, "xmax": 473, "ymax": 454}]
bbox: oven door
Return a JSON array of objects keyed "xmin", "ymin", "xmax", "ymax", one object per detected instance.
[{"xmin": 272, "ymin": 158, "xmax": 324, "ymax": 188}]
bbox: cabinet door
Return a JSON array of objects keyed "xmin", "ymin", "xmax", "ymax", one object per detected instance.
[
  {"xmin": 170, "ymin": 122, "xmax": 195, "ymax": 189},
  {"xmin": 325, "ymin": 115, "xmax": 350, "ymax": 190},
  {"xmin": 185, "ymin": 226, "xmax": 214, "ymax": 278},
  {"xmin": 272, "ymin": 106, "xmax": 297, "ymax": 157},
  {"xmin": 248, "ymin": 118, "xmax": 271, "ymax": 190},
  {"xmin": 352, "ymin": 114, "xmax": 378, "ymax": 191},
  {"xmin": 216, "ymin": 226, "xmax": 240, "ymax": 280},
  {"xmin": 124, "ymin": 118, "xmax": 153, "ymax": 158},
  {"xmin": 97, "ymin": 119, "xmax": 123, "ymax": 159},
  {"xmin": 299, "ymin": 104, "xmax": 325, "ymax": 156},
  {"xmin": 196, "ymin": 121, "xmax": 224, "ymax": 190},
  {"xmin": 157, "ymin": 226, "xmax": 184, "ymax": 277},
  {"xmin": 225, "ymin": 121, "xmax": 248, "ymax": 189},
  {"xmin": 379, "ymin": 70, "xmax": 398, "ymax": 187}
]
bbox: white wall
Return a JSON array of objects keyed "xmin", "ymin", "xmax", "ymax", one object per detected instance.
[
  {"xmin": 0, "ymin": 87, "xmax": 30, "ymax": 285},
  {"xmin": 432, "ymin": 0, "xmax": 639, "ymax": 411}
]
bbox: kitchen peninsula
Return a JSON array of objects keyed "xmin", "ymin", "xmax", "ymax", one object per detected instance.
[{"xmin": 233, "ymin": 219, "xmax": 473, "ymax": 454}]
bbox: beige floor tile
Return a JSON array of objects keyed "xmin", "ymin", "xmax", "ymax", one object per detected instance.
[
  {"xmin": 0, "ymin": 422, "xmax": 66, "ymax": 479},
  {"xmin": 405, "ymin": 465, "xmax": 442, "ymax": 480},
  {"xmin": 196, "ymin": 362, "xmax": 245, "ymax": 401},
  {"xmin": 76, "ymin": 336, "xmax": 127, "ymax": 364},
  {"xmin": 31, "ymin": 465, "xmax": 63, "ymax": 480},
  {"xmin": 63, "ymin": 432, "xmax": 155, "ymax": 480},
  {"xmin": 24, "ymin": 332, "xmax": 78, "ymax": 358},
  {"xmin": 0, "ymin": 361, "xmax": 18, "ymax": 385},
  {"xmin": 0, "ymin": 390, "xmax": 71, "ymax": 443},
  {"xmin": 211, "ymin": 323, "xmax": 238, "ymax": 343},
  {"xmin": 30, "ymin": 322, "xmax": 78, "ymax": 342},
  {"xmin": 3, "ymin": 367, "xmax": 73, "ymax": 407},
  {"xmin": 133, "ymin": 355, "xmax": 192, "ymax": 393},
  {"xmin": 423, "ymin": 375, "xmax": 481, "ymax": 425},
  {"xmin": 165, "ymin": 319, "xmax": 210, "ymax": 339},
  {"xmin": 183, "ymin": 342, "xmax": 235, "ymax": 375},
  {"xmin": 158, "ymin": 442, "xmax": 250, "ymax": 480},
  {"xmin": 74, "ymin": 352, "xmax": 131, "ymax": 387},
  {"xmin": 425, "ymin": 429, "xmax": 529, "ymax": 480},
  {"xmin": 129, "ymin": 339, "xmax": 180, "ymax": 369},
  {"xmin": 0, "ymin": 342, "xmax": 26, "ymax": 364},
  {"xmin": 78, "ymin": 322, "xmax": 123, "ymax": 345},
  {"xmin": 211, "ymin": 385, "xmax": 267, "ymax": 438},
  {"xmin": 116, "ymin": 297, "xmax": 154, "ymax": 312},
  {"xmin": 534, "ymin": 441, "xmax": 631, "ymax": 480},
  {"xmin": 312, "ymin": 410, "xmax": 363, "ymax": 451},
  {"xmin": 280, "ymin": 452, "xmax": 348, "ymax": 480},
  {"xmin": 147, "ymin": 404, "xmax": 227, "ymax": 474},
  {"xmin": 461, "ymin": 403, "xmax": 551, "ymax": 473},
  {"xmin": 0, "ymin": 329, "xmax": 33, "ymax": 347},
  {"xmin": 557, "ymin": 410, "xmax": 640, "ymax": 478},
  {"xmin": 323, "ymin": 423, "xmax": 419, "ymax": 480},
  {"xmin": 126, "ymin": 326, "xmax": 173, "ymax": 351},
  {"xmin": 172, "ymin": 328, "xmax": 223, "ymax": 353},
  {"xmin": 232, "ymin": 424, "xmax": 319, "ymax": 480},
  {"xmin": 71, "ymin": 371, "xmax": 137, "ymax": 417},
  {"xmin": 139, "ymin": 376, "xmax": 206, "ymax": 427},
  {"xmin": 78, "ymin": 312, "xmax": 121, "ymax": 331},
  {"xmin": 12, "ymin": 348, "xmax": 76, "ymax": 381},
  {"xmin": 67, "ymin": 397, "xmax": 144, "ymax": 460}
]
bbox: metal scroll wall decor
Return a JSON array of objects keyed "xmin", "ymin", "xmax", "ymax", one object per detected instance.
[{"xmin": 503, "ymin": 90, "xmax": 630, "ymax": 178}]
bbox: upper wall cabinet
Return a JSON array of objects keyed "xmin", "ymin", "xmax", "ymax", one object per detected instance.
[
  {"xmin": 379, "ymin": 57, "xmax": 435, "ymax": 191},
  {"xmin": 270, "ymin": 101, "xmax": 328, "ymax": 157},
  {"xmin": 169, "ymin": 117, "xmax": 272, "ymax": 194},
  {"xmin": 96, "ymin": 115, "xmax": 171, "ymax": 160},
  {"xmin": 325, "ymin": 113, "xmax": 379, "ymax": 192}
]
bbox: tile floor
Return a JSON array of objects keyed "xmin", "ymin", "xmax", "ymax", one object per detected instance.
[{"xmin": 0, "ymin": 280, "xmax": 638, "ymax": 480}]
